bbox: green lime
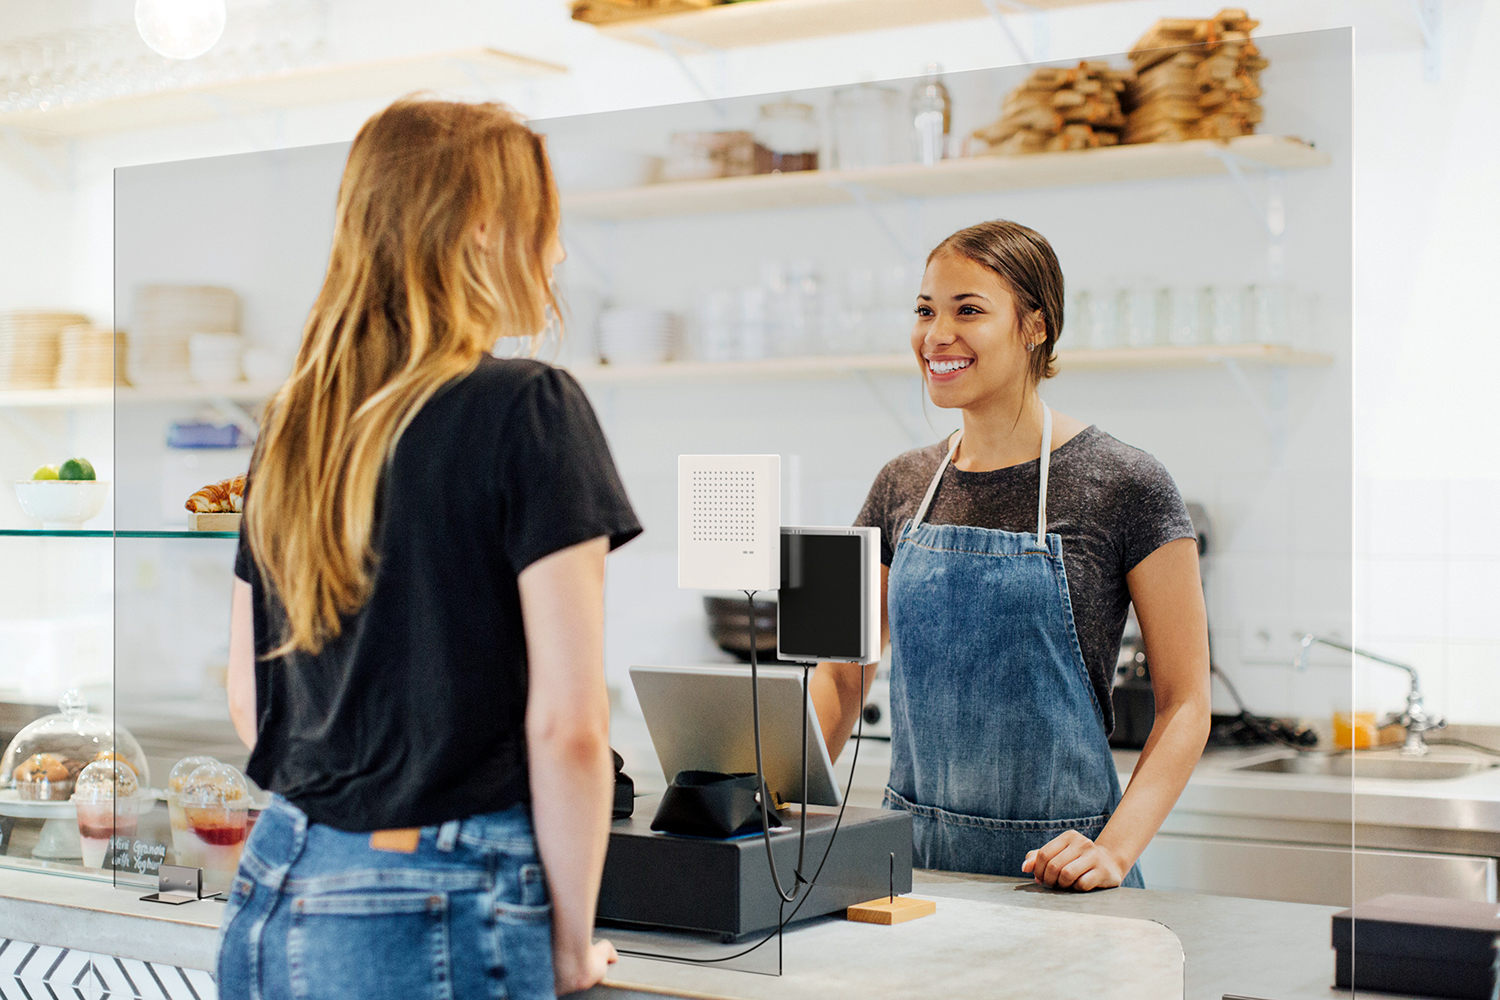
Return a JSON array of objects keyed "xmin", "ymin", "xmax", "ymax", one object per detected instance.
[
  {"xmin": 31, "ymin": 465, "xmax": 59, "ymax": 481},
  {"xmin": 58, "ymin": 458, "xmax": 95, "ymax": 481}
]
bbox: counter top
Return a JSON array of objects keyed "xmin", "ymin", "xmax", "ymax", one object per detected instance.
[{"xmin": 0, "ymin": 856, "xmax": 1401, "ymax": 1000}]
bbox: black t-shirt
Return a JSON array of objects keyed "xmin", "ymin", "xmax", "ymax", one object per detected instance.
[
  {"xmin": 854, "ymin": 426, "xmax": 1195, "ymax": 735},
  {"xmin": 235, "ymin": 357, "xmax": 641, "ymax": 832}
]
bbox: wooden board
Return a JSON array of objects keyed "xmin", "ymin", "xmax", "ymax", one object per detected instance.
[
  {"xmin": 187, "ymin": 512, "xmax": 241, "ymax": 532},
  {"xmin": 847, "ymin": 895, "xmax": 937, "ymax": 925},
  {"xmin": 598, "ymin": 0, "xmax": 1122, "ymax": 49}
]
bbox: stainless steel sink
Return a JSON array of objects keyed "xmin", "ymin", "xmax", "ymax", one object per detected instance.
[{"xmin": 1233, "ymin": 753, "xmax": 1500, "ymax": 781}]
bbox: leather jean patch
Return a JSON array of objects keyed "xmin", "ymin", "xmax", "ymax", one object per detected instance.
[{"xmin": 369, "ymin": 828, "xmax": 421, "ymax": 853}]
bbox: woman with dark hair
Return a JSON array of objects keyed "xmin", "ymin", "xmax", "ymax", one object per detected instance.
[{"xmin": 811, "ymin": 220, "xmax": 1210, "ymax": 891}]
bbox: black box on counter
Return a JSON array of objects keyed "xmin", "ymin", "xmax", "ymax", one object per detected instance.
[
  {"xmin": 1332, "ymin": 894, "xmax": 1500, "ymax": 999},
  {"xmin": 598, "ymin": 794, "xmax": 912, "ymax": 942}
]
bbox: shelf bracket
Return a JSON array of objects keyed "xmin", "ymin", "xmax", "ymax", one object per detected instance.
[
  {"xmin": 206, "ymin": 398, "xmax": 261, "ymax": 443},
  {"xmin": 1410, "ymin": 0, "xmax": 1441, "ymax": 82},
  {"xmin": 0, "ymin": 127, "xmax": 74, "ymax": 191},
  {"xmin": 1216, "ymin": 356, "xmax": 1289, "ymax": 459},
  {"xmin": 831, "ymin": 182, "xmax": 921, "ymax": 261},
  {"xmin": 639, "ymin": 28, "xmax": 729, "ymax": 116},
  {"xmin": 979, "ymin": 0, "xmax": 1049, "ymax": 63},
  {"xmin": 1209, "ymin": 150, "xmax": 1286, "ymax": 281}
]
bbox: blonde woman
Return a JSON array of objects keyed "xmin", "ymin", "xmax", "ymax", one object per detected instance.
[{"xmin": 218, "ymin": 98, "xmax": 640, "ymax": 999}]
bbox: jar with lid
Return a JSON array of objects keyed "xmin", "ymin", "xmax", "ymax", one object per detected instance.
[
  {"xmin": 0, "ymin": 689, "xmax": 151, "ymax": 800},
  {"xmin": 753, "ymin": 102, "xmax": 819, "ymax": 174}
]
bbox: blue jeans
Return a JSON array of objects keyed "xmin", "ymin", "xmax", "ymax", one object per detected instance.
[{"xmin": 217, "ymin": 796, "xmax": 555, "ymax": 1000}]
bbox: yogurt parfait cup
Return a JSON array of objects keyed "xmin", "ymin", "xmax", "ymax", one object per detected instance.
[
  {"xmin": 72, "ymin": 760, "xmax": 140, "ymax": 869},
  {"xmin": 166, "ymin": 755, "xmax": 218, "ymax": 869},
  {"xmin": 180, "ymin": 762, "xmax": 251, "ymax": 874}
]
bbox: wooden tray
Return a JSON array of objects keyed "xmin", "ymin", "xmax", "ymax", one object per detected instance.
[{"xmin": 187, "ymin": 511, "xmax": 241, "ymax": 532}]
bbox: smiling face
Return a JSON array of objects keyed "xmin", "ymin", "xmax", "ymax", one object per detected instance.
[{"xmin": 913, "ymin": 251, "xmax": 1041, "ymax": 411}]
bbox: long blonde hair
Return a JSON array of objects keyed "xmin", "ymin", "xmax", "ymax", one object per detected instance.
[{"xmin": 246, "ymin": 97, "xmax": 560, "ymax": 656}]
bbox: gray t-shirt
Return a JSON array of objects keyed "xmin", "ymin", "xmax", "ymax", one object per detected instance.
[{"xmin": 855, "ymin": 425, "xmax": 1195, "ymax": 735}]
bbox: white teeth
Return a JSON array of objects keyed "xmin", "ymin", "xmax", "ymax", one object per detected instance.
[{"xmin": 928, "ymin": 358, "xmax": 972, "ymax": 374}]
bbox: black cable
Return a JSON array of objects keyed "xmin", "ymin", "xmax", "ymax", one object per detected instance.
[
  {"xmin": 615, "ymin": 663, "xmax": 869, "ymax": 967},
  {"xmin": 745, "ymin": 590, "xmax": 804, "ymax": 903}
]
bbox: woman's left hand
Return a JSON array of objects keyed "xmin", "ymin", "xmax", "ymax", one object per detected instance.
[{"xmin": 1022, "ymin": 830, "xmax": 1128, "ymax": 891}]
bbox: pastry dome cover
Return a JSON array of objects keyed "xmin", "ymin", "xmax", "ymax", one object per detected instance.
[{"xmin": 0, "ymin": 690, "xmax": 151, "ymax": 795}]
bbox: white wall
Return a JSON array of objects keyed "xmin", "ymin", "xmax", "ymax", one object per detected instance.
[{"xmin": 0, "ymin": 0, "xmax": 1494, "ymax": 725}]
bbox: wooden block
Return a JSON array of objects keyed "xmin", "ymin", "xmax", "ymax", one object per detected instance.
[
  {"xmin": 848, "ymin": 896, "xmax": 937, "ymax": 925},
  {"xmin": 188, "ymin": 511, "xmax": 242, "ymax": 532}
]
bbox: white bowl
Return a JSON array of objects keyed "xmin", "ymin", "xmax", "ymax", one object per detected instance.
[{"xmin": 13, "ymin": 480, "xmax": 111, "ymax": 528}]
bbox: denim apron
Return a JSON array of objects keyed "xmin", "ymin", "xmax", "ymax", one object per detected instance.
[{"xmin": 883, "ymin": 403, "xmax": 1144, "ymax": 887}]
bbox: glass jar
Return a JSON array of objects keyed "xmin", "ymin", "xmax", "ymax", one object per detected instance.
[
  {"xmin": 831, "ymin": 84, "xmax": 901, "ymax": 170},
  {"xmin": 178, "ymin": 760, "xmax": 251, "ymax": 874},
  {"xmin": 753, "ymin": 102, "xmax": 819, "ymax": 174}
]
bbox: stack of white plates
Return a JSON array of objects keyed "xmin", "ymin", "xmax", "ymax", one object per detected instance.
[
  {"xmin": 189, "ymin": 333, "xmax": 244, "ymax": 384},
  {"xmin": 128, "ymin": 285, "xmax": 240, "ymax": 387},
  {"xmin": 0, "ymin": 312, "xmax": 88, "ymax": 390},
  {"xmin": 598, "ymin": 307, "xmax": 678, "ymax": 365},
  {"xmin": 54, "ymin": 325, "xmax": 118, "ymax": 388}
]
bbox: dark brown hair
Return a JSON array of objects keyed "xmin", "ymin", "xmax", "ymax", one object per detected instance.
[{"xmin": 927, "ymin": 220, "xmax": 1064, "ymax": 383}]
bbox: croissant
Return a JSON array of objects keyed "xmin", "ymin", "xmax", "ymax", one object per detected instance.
[{"xmin": 186, "ymin": 474, "xmax": 246, "ymax": 513}]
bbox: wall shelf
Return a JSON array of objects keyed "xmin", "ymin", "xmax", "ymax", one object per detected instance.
[
  {"xmin": 0, "ymin": 47, "xmax": 566, "ymax": 139},
  {"xmin": 570, "ymin": 343, "xmax": 1333, "ymax": 383},
  {"xmin": 0, "ymin": 382, "xmax": 283, "ymax": 409},
  {"xmin": 0, "ymin": 529, "xmax": 236, "ymax": 539},
  {"xmin": 594, "ymin": 0, "xmax": 1108, "ymax": 49},
  {"xmin": 561, "ymin": 135, "xmax": 1330, "ymax": 221}
]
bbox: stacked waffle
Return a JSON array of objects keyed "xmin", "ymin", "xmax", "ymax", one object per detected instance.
[
  {"xmin": 973, "ymin": 62, "xmax": 1133, "ymax": 155},
  {"xmin": 55, "ymin": 325, "xmax": 120, "ymax": 388},
  {"xmin": 0, "ymin": 312, "xmax": 89, "ymax": 390},
  {"xmin": 1124, "ymin": 8, "xmax": 1268, "ymax": 144},
  {"xmin": 128, "ymin": 285, "xmax": 239, "ymax": 387}
]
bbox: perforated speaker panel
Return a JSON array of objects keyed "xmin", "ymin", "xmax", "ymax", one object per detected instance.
[
  {"xmin": 689, "ymin": 469, "xmax": 759, "ymax": 544},
  {"xmin": 677, "ymin": 455, "xmax": 780, "ymax": 592}
]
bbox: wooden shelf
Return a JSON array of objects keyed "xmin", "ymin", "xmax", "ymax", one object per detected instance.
[
  {"xmin": 596, "ymin": 0, "xmax": 1113, "ymax": 49},
  {"xmin": 0, "ymin": 347, "xmax": 1329, "ymax": 407},
  {"xmin": 0, "ymin": 382, "xmax": 281, "ymax": 408},
  {"xmin": 562, "ymin": 135, "xmax": 1330, "ymax": 220},
  {"xmin": 0, "ymin": 47, "xmax": 566, "ymax": 138},
  {"xmin": 568, "ymin": 344, "xmax": 1334, "ymax": 383}
]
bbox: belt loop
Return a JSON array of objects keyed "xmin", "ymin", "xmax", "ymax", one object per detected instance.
[{"xmin": 436, "ymin": 820, "xmax": 461, "ymax": 852}]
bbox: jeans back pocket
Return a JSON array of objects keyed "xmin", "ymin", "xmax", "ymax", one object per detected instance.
[{"xmin": 287, "ymin": 891, "xmax": 451, "ymax": 1000}]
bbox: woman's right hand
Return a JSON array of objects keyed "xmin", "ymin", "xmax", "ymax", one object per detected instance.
[{"xmin": 554, "ymin": 938, "xmax": 618, "ymax": 995}]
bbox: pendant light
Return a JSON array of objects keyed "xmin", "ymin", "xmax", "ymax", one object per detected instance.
[{"xmin": 135, "ymin": 0, "xmax": 227, "ymax": 60}]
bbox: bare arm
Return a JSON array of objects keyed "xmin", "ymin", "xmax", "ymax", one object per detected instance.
[
  {"xmin": 1026, "ymin": 537, "xmax": 1212, "ymax": 889},
  {"xmin": 810, "ymin": 564, "xmax": 889, "ymax": 762},
  {"xmin": 518, "ymin": 536, "xmax": 618, "ymax": 995},
  {"xmin": 228, "ymin": 578, "xmax": 257, "ymax": 750}
]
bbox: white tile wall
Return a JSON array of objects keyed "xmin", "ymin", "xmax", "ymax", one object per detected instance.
[{"xmin": 1356, "ymin": 476, "xmax": 1500, "ymax": 724}]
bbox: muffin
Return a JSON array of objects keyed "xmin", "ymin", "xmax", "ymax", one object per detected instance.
[{"xmin": 14, "ymin": 753, "xmax": 73, "ymax": 801}]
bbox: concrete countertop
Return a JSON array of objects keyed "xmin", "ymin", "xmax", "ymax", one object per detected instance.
[{"xmin": 0, "ymin": 857, "xmax": 1387, "ymax": 1000}]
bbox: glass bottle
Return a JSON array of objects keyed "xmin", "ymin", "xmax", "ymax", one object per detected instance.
[{"xmin": 910, "ymin": 63, "xmax": 952, "ymax": 167}]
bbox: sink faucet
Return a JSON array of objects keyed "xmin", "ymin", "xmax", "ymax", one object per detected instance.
[{"xmin": 1296, "ymin": 634, "xmax": 1445, "ymax": 756}]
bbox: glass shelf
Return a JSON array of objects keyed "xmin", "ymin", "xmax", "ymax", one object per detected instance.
[{"xmin": 0, "ymin": 529, "xmax": 237, "ymax": 539}]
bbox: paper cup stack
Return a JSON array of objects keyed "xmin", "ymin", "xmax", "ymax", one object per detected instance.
[
  {"xmin": 128, "ymin": 285, "xmax": 240, "ymax": 387},
  {"xmin": 598, "ymin": 307, "xmax": 678, "ymax": 365},
  {"xmin": 55, "ymin": 325, "xmax": 119, "ymax": 388},
  {"xmin": 0, "ymin": 312, "xmax": 89, "ymax": 390}
]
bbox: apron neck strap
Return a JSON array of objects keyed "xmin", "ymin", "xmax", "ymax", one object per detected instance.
[
  {"xmin": 908, "ymin": 401, "xmax": 1053, "ymax": 541},
  {"xmin": 910, "ymin": 429, "xmax": 961, "ymax": 532},
  {"xmin": 1037, "ymin": 401, "xmax": 1052, "ymax": 543}
]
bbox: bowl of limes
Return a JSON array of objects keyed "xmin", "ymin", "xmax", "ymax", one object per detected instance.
[{"xmin": 14, "ymin": 459, "xmax": 110, "ymax": 529}]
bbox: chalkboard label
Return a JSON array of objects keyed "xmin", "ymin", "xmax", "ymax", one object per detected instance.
[{"xmin": 106, "ymin": 836, "xmax": 168, "ymax": 876}]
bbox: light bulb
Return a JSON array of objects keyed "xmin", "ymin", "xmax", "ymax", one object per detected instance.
[{"xmin": 135, "ymin": 0, "xmax": 227, "ymax": 61}]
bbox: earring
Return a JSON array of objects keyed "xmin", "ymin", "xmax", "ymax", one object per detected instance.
[{"xmin": 1026, "ymin": 342, "xmax": 1036, "ymax": 352}]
